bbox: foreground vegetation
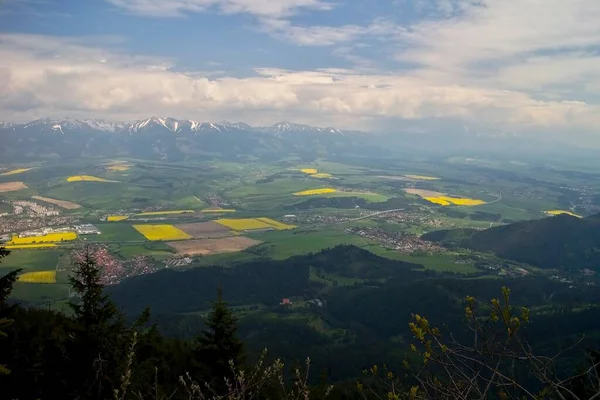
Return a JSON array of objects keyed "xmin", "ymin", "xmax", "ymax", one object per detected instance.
[{"xmin": 2, "ymin": 246, "xmax": 600, "ymax": 399}]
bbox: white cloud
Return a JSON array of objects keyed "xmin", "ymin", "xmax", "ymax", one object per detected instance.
[
  {"xmin": 105, "ymin": 0, "xmax": 332, "ymax": 18},
  {"xmin": 259, "ymin": 19, "xmax": 367, "ymax": 46},
  {"xmin": 1, "ymin": 33, "xmax": 599, "ymax": 132},
  {"xmin": 260, "ymin": 18, "xmax": 404, "ymax": 47},
  {"xmin": 398, "ymin": 0, "xmax": 600, "ymax": 90}
]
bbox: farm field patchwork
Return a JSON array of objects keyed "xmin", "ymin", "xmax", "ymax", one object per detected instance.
[
  {"xmin": 0, "ymin": 181, "xmax": 28, "ymax": 192},
  {"xmin": 216, "ymin": 218, "xmax": 295, "ymax": 231},
  {"xmin": 135, "ymin": 210, "xmax": 195, "ymax": 216},
  {"xmin": 8, "ymin": 232, "xmax": 77, "ymax": 244},
  {"xmin": 404, "ymin": 188, "xmax": 485, "ymax": 206},
  {"xmin": 3, "ymin": 155, "xmax": 599, "ymax": 313},
  {"xmin": 255, "ymin": 218, "xmax": 296, "ymax": 230},
  {"xmin": 18, "ymin": 270, "xmax": 57, "ymax": 284},
  {"xmin": 299, "ymin": 168, "xmax": 333, "ymax": 179},
  {"xmin": 88, "ymin": 224, "xmax": 147, "ymax": 242},
  {"xmin": 0, "ymin": 250, "xmax": 61, "ymax": 271},
  {"xmin": 116, "ymin": 243, "xmax": 175, "ymax": 259},
  {"xmin": 294, "ymin": 188, "xmax": 338, "ymax": 196},
  {"xmin": 1, "ymin": 168, "xmax": 33, "ymax": 176},
  {"xmin": 133, "ymin": 224, "xmax": 192, "ymax": 241},
  {"xmin": 66, "ymin": 175, "xmax": 116, "ymax": 182},
  {"xmin": 32, "ymin": 195, "xmax": 82, "ymax": 209},
  {"xmin": 247, "ymin": 228, "xmax": 373, "ymax": 260},
  {"xmin": 545, "ymin": 210, "xmax": 582, "ymax": 218},
  {"xmin": 322, "ymin": 191, "xmax": 389, "ymax": 202},
  {"xmin": 167, "ymin": 236, "xmax": 262, "ymax": 256},
  {"xmin": 175, "ymin": 221, "xmax": 233, "ymax": 238},
  {"xmin": 404, "ymin": 188, "xmax": 446, "ymax": 197},
  {"xmin": 107, "ymin": 215, "xmax": 129, "ymax": 221},
  {"xmin": 106, "ymin": 164, "xmax": 130, "ymax": 171},
  {"xmin": 404, "ymin": 174, "xmax": 440, "ymax": 180},
  {"xmin": 424, "ymin": 196, "xmax": 486, "ymax": 206},
  {"xmin": 4, "ymin": 244, "xmax": 58, "ymax": 249},
  {"xmin": 311, "ymin": 173, "xmax": 333, "ymax": 178}
]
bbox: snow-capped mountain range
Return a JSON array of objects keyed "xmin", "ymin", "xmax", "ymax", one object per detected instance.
[
  {"xmin": 3, "ymin": 116, "xmax": 354, "ymax": 136},
  {"xmin": 0, "ymin": 116, "xmax": 376, "ymax": 162}
]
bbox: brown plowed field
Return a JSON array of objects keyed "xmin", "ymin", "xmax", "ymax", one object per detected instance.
[
  {"xmin": 0, "ymin": 182, "xmax": 27, "ymax": 192},
  {"xmin": 32, "ymin": 196, "xmax": 82, "ymax": 209},
  {"xmin": 167, "ymin": 237, "xmax": 262, "ymax": 256},
  {"xmin": 175, "ymin": 221, "xmax": 232, "ymax": 238},
  {"xmin": 404, "ymin": 188, "xmax": 445, "ymax": 197}
]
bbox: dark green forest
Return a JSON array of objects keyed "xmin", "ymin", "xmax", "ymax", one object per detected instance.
[
  {"xmin": 2, "ymin": 243, "xmax": 600, "ymax": 399},
  {"xmin": 0, "ymin": 242, "xmax": 600, "ymax": 399},
  {"xmin": 423, "ymin": 213, "xmax": 600, "ymax": 270}
]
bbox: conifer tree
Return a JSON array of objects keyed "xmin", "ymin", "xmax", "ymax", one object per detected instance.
[
  {"xmin": 195, "ymin": 286, "xmax": 244, "ymax": 391},
  {"xmin": 0, "ymin": 247, "xmax": 18, "ymax": 376},
  {"xmin": 68, "ymin": 246, "xmax": 127, "ymax": 400}
]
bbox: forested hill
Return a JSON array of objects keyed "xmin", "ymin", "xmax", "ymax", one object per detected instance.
[
  {"xmin": 423, "ymin": 213, "xmax": 600, "ymax": 270},
  {"xmin": 108, "ymin": 245, "xmax": 425, "ymax": 315}
]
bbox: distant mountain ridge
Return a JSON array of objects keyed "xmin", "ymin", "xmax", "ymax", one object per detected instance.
[
  {"xmin": 0, "ymin": 116, "xmax": 376, "ymax": 162},
  {"xmin": 2, "ymin": 116, "xmax": 589, "ymax": 162},
  {"xmin": 3, "ymin": 116, "xmax": 358, "ymax": 136},
  {"xmin": 423, "ymin": 213, "xmax": 600, "ymax": 270}
]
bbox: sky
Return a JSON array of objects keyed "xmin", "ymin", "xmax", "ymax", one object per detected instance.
[{"xmin": 1, "ymin": 0, "xmax": 600, "ymax": 134}]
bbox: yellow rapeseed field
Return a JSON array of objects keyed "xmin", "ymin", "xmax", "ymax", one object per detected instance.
[
  {"xmin": 300, "ymin": 168, "xmax": 318, "ymax": 174},
  {"xmin": 545, "ymin": 210, "xmax": 582, "ymax": 218},
  {"xmin": 294, "ymin": 188, "xmax": 338, "ymax": 196},
  {"xmin": 136, "ymin": 210, "xmax": 195, "ymax": 216},
  {"xmin": 67, "ymin": 175, "xmax": 114, "ymax": 182},
  {"xmin": 424, "ymin": 196, "xmax": 486, "ymax": 206},
  {"xmin": 18, "ymin": 271, "xmax": 57, "ymax": 284},
  {"xmin": 216, "ymin": 218, "xmax": 276, "ymax": 231},
  {"xmin": 107, "ymin": 165, "xmax": 130, "ymax": 171},
  {"xmin": 107, "ymin": 215, "xmax": 129, "ymax": 221},
  {"xmin": 424, "ymin": 197, "xmax": 451, "ymax": 206},
  {"xmin": 405, "ymin": 174, "xmax": 440, "ymax": 181},
  {"xmin": 201, "ymin": 209, "xmax": 236, "ymax": 213},
  {"xmin": 5, "ymin": 244, "xmax": 57, "ymax": 249},
  {"xmin": 133, "ymin": 224, "xmax": 192, "ymax": 241},
  {"xmin": 8, "ymin": 231, "xmax": 77, "ymax": 245},
  {"xmin": 255, "ymin": 218, "xmax": 296, "ymax": 230},
  {"xmin": 311, "ymin": 173, "xmax": 333, "ymax": 178},
  {"xmin": 1, "ymin": 168, "xmax": 32, "ymax": 176}
]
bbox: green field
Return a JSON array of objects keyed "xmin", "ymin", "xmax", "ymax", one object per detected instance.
[
  {"xmin": 247, "ymin": 228, "xmax": 373, "ymax": 260},
  {"xmin": 1, "ymin": 249, "xmax": 61, "ymax": 272},
  {"xmin": 87, "ymin": 223, "xmax": 147, "ymax": 242},
  {"xmin": 2, "ymin": 153, "xmax": 599, "ymax": 305},
  {"xmin": 10, "ymin": 282, "xmax": 70, "ymax": 305},
  {"xmin": 114, "ymin": 243, "xmax": 175, "ymax": 259}
]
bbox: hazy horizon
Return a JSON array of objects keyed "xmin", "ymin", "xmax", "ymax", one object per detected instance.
[{"xmin": 1, "ymin": 0, "xmax": 600, "ymax": 141}]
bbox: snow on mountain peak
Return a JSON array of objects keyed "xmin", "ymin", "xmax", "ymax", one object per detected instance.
[
  {"xmin": 218, "ymin": 121, "xmax": 252, "ymax": 130},
  {"xmin": 6, "ymin": 116, "xmax": 359, "ymax": 137},
  {"xmin": 268, "ymin": 122, "xmax": 331, "ymax": 134},
  {"xmin": 127, "ymin": 116, "xmax": 182, "ymax": 133},
  {"xmin": 82, "ymin": 119, "xmax": 128, "ymax": 132},
  {"xmin": 52, "ymin": 124, "xmax": 65, "ymax": 135}
]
